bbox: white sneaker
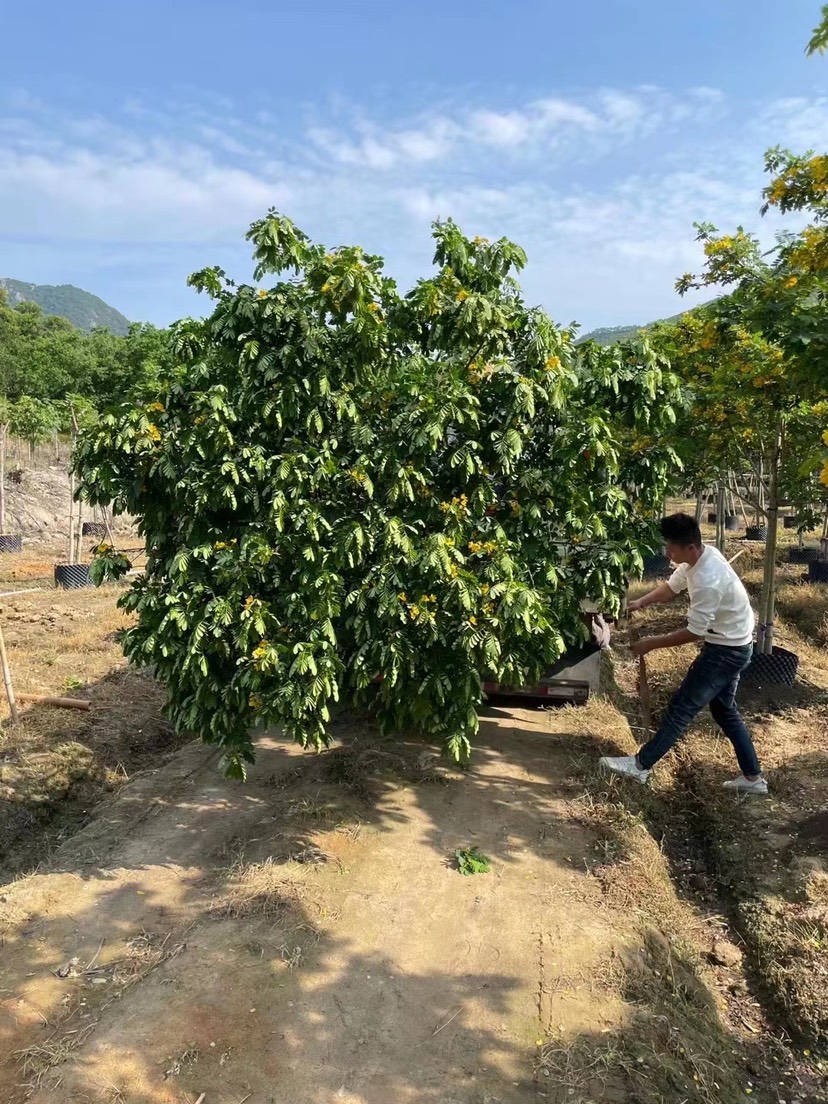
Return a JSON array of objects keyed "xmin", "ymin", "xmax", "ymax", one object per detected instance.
[
  {"xmin": 723, "ymin": 775, "xmax": 768, "ymax": 795},
  {"xmin": 599, "ymin": 755, "xmax": 650, "ymax": 785}
]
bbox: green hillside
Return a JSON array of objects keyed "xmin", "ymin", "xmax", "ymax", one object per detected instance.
[
  {"xmin": 0, "ymin": 278, "xmax": 130, "ymax": 336},
  {"xmin": 579, "ymin": 307, "xmax": 697, "ymax": 346}
]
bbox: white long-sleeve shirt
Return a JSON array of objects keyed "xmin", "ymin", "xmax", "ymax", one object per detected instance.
[{"xmin": 667, "ymin": 545, "xmax": 754, "ymax": 647}]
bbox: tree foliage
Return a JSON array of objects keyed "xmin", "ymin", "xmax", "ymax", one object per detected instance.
[
  {"xmin": 0, "ymin": 287, "xmax": 172, "ymax": 413},
  {"xmin": 75, "ymin": 213, "xmax": 681, "ymax": 776},
  {"xmin": 807, "ymin": 3, "xmax": 828, "ymax": 54}
]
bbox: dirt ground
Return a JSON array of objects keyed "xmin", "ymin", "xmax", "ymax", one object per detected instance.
[{"xmin": 0, "ymin": 522, "xmax": 825, "ymax": 1104}]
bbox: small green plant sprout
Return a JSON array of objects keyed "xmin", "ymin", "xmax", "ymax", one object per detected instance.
[{"xmin": 454, "ymin": 846, "xmax": 491, "ymax": 875}]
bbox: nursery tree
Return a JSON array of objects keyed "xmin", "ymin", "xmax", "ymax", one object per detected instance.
[
  {"xmin": 75, "ymin": 214, "xmax": 681, "ymax": 776},
  {"xmin": 10, "ymin": 396, "xmax": 57, "ymax": 461},
  {"xmin": 675, "ymin": 162, "xmax": 828, "ymax": 652}
]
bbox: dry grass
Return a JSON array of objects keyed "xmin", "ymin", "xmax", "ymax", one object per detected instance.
[
  {"xmin": 211, "ymin": 856, "xmax": 310, "ymax": 922},
  {"xmin": 0, "ymin": 544, "xmax": 188, "ymax": 878},
  {"xmin": 774, "ymin": 581, "xmax": 828, "ymax": 647}
]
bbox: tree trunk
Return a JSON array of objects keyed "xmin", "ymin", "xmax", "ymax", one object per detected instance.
[
  {"xmin": 694, "ymin": 492, "xmax": 703, "ymax": 523},
  {"xmin": 757, "ymin": 422, "xmax": 783, "ymax": 656},
  {"xmin": 67, "ymin": 471, "xmax": 75, "ymax": 565},
  {"xmin": 103, "ymin": 505, "xmax": 115, "ymax": 546},
  {"xmin": 74, "ymin": 496, "xmax": 84, "ymax": 565},
  {"xmin": 716, "ymin": 485, "xmax": 726, "ymax": 552}
]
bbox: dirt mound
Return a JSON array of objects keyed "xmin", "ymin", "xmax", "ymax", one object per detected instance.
[{"xmin": 2, "ymin": 463, "xmax": 131, "ymax": 545}]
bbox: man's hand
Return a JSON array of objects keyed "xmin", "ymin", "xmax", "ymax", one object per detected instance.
[
  {"xmin": 630, "ymin": 638, "xmax": 656, "ymax": 657},
  {"xmin": 626, "ymin": 598, "xmax": 644, "ymax": 615}
]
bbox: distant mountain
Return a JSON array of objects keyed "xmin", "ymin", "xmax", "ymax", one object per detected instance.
[
  {"xmin": 579, "ymin": 308, "xmax": 695, "ymax": 346},
  {"xmin": 0, "ymin": 278, "xmax": 130, "ymax": 336}
]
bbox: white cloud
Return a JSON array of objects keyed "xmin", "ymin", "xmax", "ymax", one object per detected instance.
[{"xmin": 0, "ymin": 87, "xmax": 826, "ymax": 329}]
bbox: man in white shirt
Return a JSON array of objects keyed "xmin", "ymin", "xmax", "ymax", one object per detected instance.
[{"xmin": 600, "ymin": 513, "xmax": 767, "ymax": 794}]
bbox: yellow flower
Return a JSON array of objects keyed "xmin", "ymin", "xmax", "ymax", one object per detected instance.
[
  {"xmin": 455, "ymin": 289, "xmax": 470, "ymax": 302},
  {"xmin": 449, "ymin": 563, "xmax": 458, "ymax": 578},
  {"xmin": 481, "ymin": 584, "xmax": 490, "ymax": 595},
  {"xmin": 785, "ymin": 276, "xmax": 798, "ymax": 288},
  {"xmin": 410, "ymin": 605, "xmax": 421, "ymax": 619},
  {"xmin": 252, "ymin": 642, "xmax": 269, "ymax": 660},
  {"xmin": 820, "ymin": 461, "xmax": 828, "ymax": 487},
  {"xmin": 194, "ymin": 415, "xmax": 205, "ymax": 425},
  {"xmin": 214, "ymin": 541, "xmax": 228, "ymax": 551},
  {"xmin": 821, "ymin": 429, "xmax": 828, "ymax": 446},
  {"xmin": 147, "ymin": 424, "xmax": 161, "ymax": 442},
  {"xmin": 147, "ymin": 402, "xmax": 164, "ymax": 413},
  {"xmin": 398, "ymin": 592, "xmax": 407, "ymax": 603},
  {"xmin": 257, "ymin": 289, "xmax": 268, "ymax": 299},
  {"xmin": 367, "ymin": 302, "xmax": 380, "ymax": 313},
  {"xmin": 321, "ymin": 283, "xmax": 331, "ymax": 293},
  {"xmin": 468, "ymin": 616, "xmax": 477, "ymax": 626},
  {"xmin": 249, "ymin": 694, "xmax": 262, "ymax": 708}
]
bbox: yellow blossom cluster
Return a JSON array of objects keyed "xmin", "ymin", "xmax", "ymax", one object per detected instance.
[{"xmin": 468, "ymin": 540, "xmax": 498, "ymax": 555}]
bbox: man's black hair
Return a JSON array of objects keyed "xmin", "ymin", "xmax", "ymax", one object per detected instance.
[{"xmin": 660, "ymin": 512, "xmax": 702, "ymax": 547}]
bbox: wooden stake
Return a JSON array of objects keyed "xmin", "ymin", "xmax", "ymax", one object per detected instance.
[
  {"xmin": 16, "ymin": 694, "xmax": 90, "ymax": 711},
  {"xmin": 637, "ymin": 654, "xmax": 652, "ymax": 742},
  {"xmin": 0, "ymin": 620, "xmax": 19, "ymax": 724},
  {"xmin": 0, "ymin": 421, "xmax": 6, "ymax": 537}
]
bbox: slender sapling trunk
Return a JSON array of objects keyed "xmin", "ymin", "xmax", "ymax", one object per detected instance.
[{"xmin": 757, "ymin": 422, "xmax": 783, "ymax": 656}]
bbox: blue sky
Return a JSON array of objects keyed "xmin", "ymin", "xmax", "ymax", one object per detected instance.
[{"xmin": 1, "ymin": 0, "xmax": 827, "ymax": 331}]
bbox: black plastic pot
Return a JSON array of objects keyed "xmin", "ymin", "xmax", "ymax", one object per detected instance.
[
  {"xmin": 808, "ymin": 560, "xmax": 828, "ymax": 584},
  {"xmin": 707, "ymin": 512, "xmax": 717, "ymax": 524},
  {"xmin": 745, "ymin": 525, "xmax": 767, "ymax": 541},
  {"xmin": 789, "ymin": 547, "xmax": 821, "ymax": 564},
  {"xmin": 743, "ymin": 645, "xmax": 799, "ymax": 687},
  {"xmin": 724, "ymin": 514, "xmax": 740, "ymax": 532},
  {"xmin": 0, "ymin": 534, "xmax": 22, "ymax": 553},
  {"xmin": 642, "ymin": 553, "xmax": 672, "ymax": 579},
  {"xmin": 81, "ymin": 521, "xmax": 107, "ymax": 538},
  {"xmin": 54, "ymin": 563, "xmax": 92, "ymax": 589},
  {"xmin": 783, "ymin": 515, "xmax": 799, "ymax": 530}
]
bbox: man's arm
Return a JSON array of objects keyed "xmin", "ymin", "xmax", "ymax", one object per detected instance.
[
  {"xmin": 627, "ymin": 581, "xmax": 679, "ymax": 614},
  {"xmin": 632, "ymin": 627, "xmax": 701, "ymax": 655}
]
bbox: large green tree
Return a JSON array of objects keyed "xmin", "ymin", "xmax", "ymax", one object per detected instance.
[{"xmin": 75, "ymin": 214, "xmax": 681, "ymax": 776}]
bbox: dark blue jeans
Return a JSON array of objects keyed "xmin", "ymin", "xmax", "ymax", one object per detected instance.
[{"xmin": 638, "ymin": 643, "xmax": 761, "ymax": 776}]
